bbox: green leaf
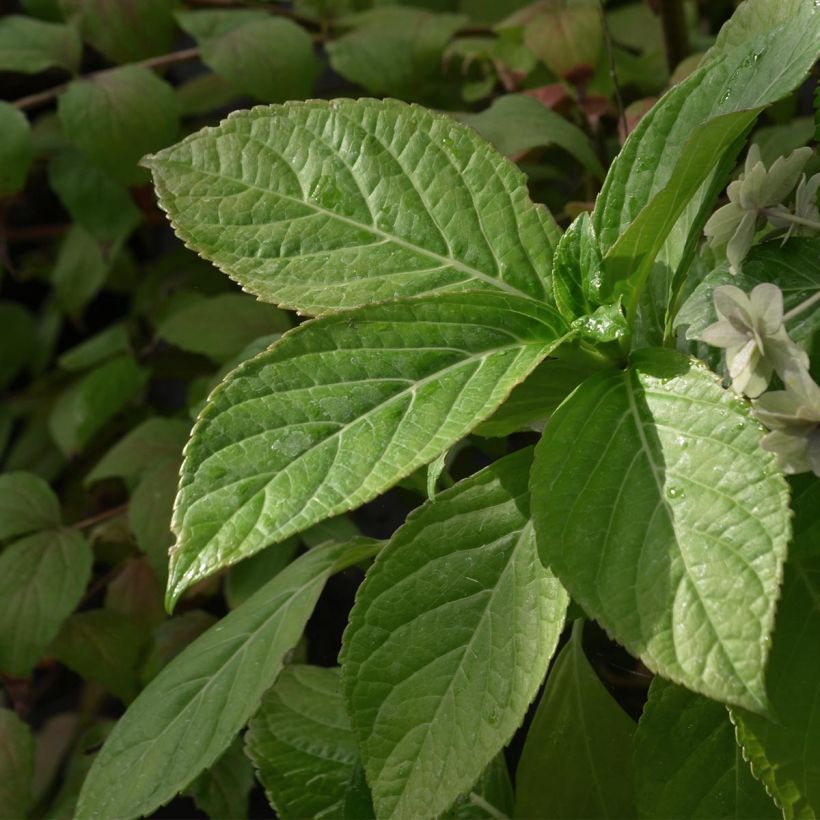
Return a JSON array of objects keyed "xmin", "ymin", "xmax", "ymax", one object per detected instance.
[
  {"xmin": 634, "ymin": 677, "xmax": 776, "ymax": 819},
  {"xmin": 474, "ymin": 358, "xmax": 590, "ymax": 437},
  {"xmin": 532, "ymin": 349, "xmax": 790, "ymax": 711},
  {"xmin": 0, "ymin": 15, "xmax": 80, "ymax": 73},
  {"xmin": 61, "ymin": 0, "xmax": 177, "ymax": 63},
  {"xmin": 48, "ymin": 149, "xmax": 141, "ymax": 244},
  {"xmin": 50, "ymin": 226, "xmax": 111, "ymax": 314},
  {"xmin": 0, "ymin": 529, "xmax": 92, "ymax": 677},
  {"xmin": 551, "ymin": 212, "xmax": 603, "ymax": 322},
  {"xmin": 177, "ymin": 12, "xmax": 319, "ymax": 103},
  {"xmin": 676, "ymin": 239, "xmax": 820, "ymax": 343},
  {"xmin": 0, "ymin": 302, "xmax": 38, "ymax": 389},
  {"xmin": 129, "ymin": 458, "xmax": 180, "ymax": 583},
  {"xmin": 157, "ymin": 293, "xmax": 291, "ymax": 363},
  {"xmin": 0, "ymin": 102, "xmax": 32, "ymax": 196},
  {"xmin": 51, "ymin": 610, "xmax": 146, "ymax": 703},
  {"xmin": 731, "ymin": 556, "xmax": 820, "ymax": 818},
  {"xmin": 593, "ymin": 2, "xmax": 820, "ymax": 326},
  {"xmin": 76, "ymin": 539, "xmax": 379, "ymax": 820},
  {"xmin": 522, "ymin": 2, "xmax": 602, "ymax": 78},
  {"xmin": 245, "ymin": 665, "xmax": 359, "ymax": 819},
  {"xmin": 86, "ymin": 417, "xmax": 189, "ymax": 486},
  {"xmin": 341, "ymin": 448, "xmax": 568, "ymax": 819},
  {"xmin": 453, "ymin": 95, "xmax": 604, "ymax": 177},
  {"xmin": 0, "ymin": 708, "xmax": 34, "ymax": 820},
  {"xmin": 327, "ymin": 8, "xmax": 466, "ymax": 98},
  {"xmin": 443, "ymin": 754, "xmax": 514, "ymax": 820},
  {"xmin": 168, "ymin": 292, "xmax": 566, "ymax": 607},
  {"xmin": 48, "ymin": 355, "xmax": 149, "ymax": 455},
  {"xmin": 0, "ymin": 472, "xmax": 60, "ymax": 540},
  {"xmin": 187, "ymin": 738, "xmax": 254, "ymax": 820},
  {"xmin": 105, "ymin": 557, "xmax": 165, "ymax": 631},
  {"xmin": 225, "ymin": 538, "xmax": 300, "ymax": 608},
  {"xmin": 789, "ymin": 474, "xmax": 820, "ymax": 559},
  {"xmin": 58, "ymin": 65, "xmax": 179, "ymax": 186},
  {"xmin": 515, "ymin": 621, "xmax": 636, "ymax": 820},
  {"xmin": 139, "ymin": 610, "xmax": 216, "ymax": 685},
  {"xmin": 143, "ymin": 99, "xmax": 561, "ymax": 314},
  {"xmin": 58, "ymin": 323, "xmax": 130, "ymax": 372}
]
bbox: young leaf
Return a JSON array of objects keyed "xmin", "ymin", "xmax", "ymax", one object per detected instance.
[
  {"xmin": 157, "ymin": 293, "xmax": 291, "ymax": 363},
  {"xmin": 48, "ymin": 356, "xmax": 149, "ymax": 455},
  {"xmin": 0, "ymin": 102, "xmax": 32, "ymax": 196},
  {"xmin": 144, "ymin": 99, "xmax": 561, "ymax": 314},
  {"xmin": 0, "ymin": 529, "xmax": 92, "ymax": 677},
  {"xmin": 0, "ymin": 708, "xmax": 34, "ymax": 819},
  {"xmin": 51, "ymin": 611, "xmax": 146, "ymax": 703},
  {"xmin": 179, "ymin": 12, "xmax": 319, "ymax": 103},
  {"xmin": 552, "ymin": 212, "xmax": 603, "ymax": 322},
  {"xmin": 593, "ymin": 2, "xmax": 820, "ymax": 324},
  {"xmin": 76, "ymin": 538, "xmax": 380, "ymax": 820},
  {"xmin": 245, "ymin": 665, "xmax": 359, "ymax": 819},
  {"xmin": 59, "ymin": 65, "xmax": 179, "ymax": 186},
  {"xmin": 0, "ymin": 471, "xmax": 60, "ymax": 540},
  {"xmin": 531, "ymin": 349, "xmax": 790, "ymax": 711},
  {"xmin": 515, "ymin": 622, "xmax": 637, "ymax": 819},
  {"xmin": 187, "ymin": 738, "xmax": 255, "ymax": 820},
  {"xmin": 454, "ymin": 94, "xmax": 604, "ymax": 177},
  {"xmin": 0, "ymin": 15, "xmax": 80, "ymax": 73},
  {"xmin": 341, "ymin": 448, "xmax": 568, "ymax": 820},
  {"xmin": 61, "ymin": 0, "xmax": 177, "ymax": 64},
  {"xmin": 168, "ymin": 292, "xmax": 566, "ymax": 607},
  {"xmin": 731, "ymin": 556, "xmax": 820, "ymax": 818},
  {"xmin": 634, "ymin": 678, "xmax": 776, "ymax": 818}
]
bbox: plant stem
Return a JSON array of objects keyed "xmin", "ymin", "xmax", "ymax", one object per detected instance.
[
  {"xmin": 783, "ymin": 291, "xmax": 820, "ymax": 323},
  {"xmin": 761, "ymin": 208, "xmax": 820, "ymax": 232},
  {"xmin": 71, "ymin": 503, "xmax": 129, "ymax": 531},
  {"xmin": 468, "ymin": 793, "xmax": 509, "ymax": 820},
  {"xmin": 13, "ymin": 47, "xmax": 201, "ymax": 111},
  {"xmin": 599, "ymin": 0, "xmax": 627, "ymax": 138},
  {"xmin": 657, "ymin": 0, "xmax": 691, "ymax": 72}
]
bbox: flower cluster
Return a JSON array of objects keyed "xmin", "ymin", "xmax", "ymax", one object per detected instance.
[
  {"xmin": 698, "ymin": 282, "xmax": 819, "ymax": 475},
  {"xmin": 704, "ymin": 145, "xmax": 819, "ymax": 273}
]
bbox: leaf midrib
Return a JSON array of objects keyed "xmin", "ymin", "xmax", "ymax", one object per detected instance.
[{"xmin": 155, "ymin": 157, "xmax": 533, "ymax": 300}]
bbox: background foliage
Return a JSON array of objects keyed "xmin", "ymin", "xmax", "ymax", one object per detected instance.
[{"xmin": 0, "ymin": 0, "xmax": 817, "ymax": 818}]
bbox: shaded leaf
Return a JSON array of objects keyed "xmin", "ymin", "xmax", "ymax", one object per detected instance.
[
  {"xmin": 0, "ymin": 471, "xmax": 60, "ymax": 540},
  {"xmin": 0, "ymin": 302, "xmax": 38, "ymax": 390},
  {"xmin": 188, "ymin": 738, "xmax": 254, "ymax": 820},
  {"xmin": 0, "ymin": 708, "xmax": 34, "ymax": 820},
  {"xmin": 634, "ymin": 677, "xmax": 776, "ymax": 818},
  {"xmin": 57, "ymin": 324, "xmax": 130, "ymax": 372},
  {"xmin": 515, "ymin": 622, "xmax": 636, "ymax": 819},
  {"xmin": 0, "ymin": 102, "xmax": 32, "ymax": 196},
  {"xmin": 0, "ymin": 529, "xmax": 92, "ymax": 676},
  {"xmin": 0, "ymin": 15, "xmax": 80, "ymax": 73}
]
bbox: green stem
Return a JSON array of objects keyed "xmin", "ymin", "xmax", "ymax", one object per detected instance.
[
  {"xmin": 468, "ymin": 793, "xmax": 510, "ymax": 820},
  {"xmin": 762, "ymin": 209, "xmax": 820, "ymax": 232},
  {"xmin": 783, "ymin": 290, "xmax": 820, "ymax": 322}
]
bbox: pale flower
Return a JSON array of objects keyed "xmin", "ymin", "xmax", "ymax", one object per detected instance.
[
  {"xmin": 698, "ymin": 283, "xmax": 809, "ymax": 397},
  {"xmin": 767, "ymin": 171, "xmax": 820, "ymax": 239},
  {"xmin": 753, "ymin": 367, "xmax": 820, "ymax": 476},
  {"xmin": 704, "ymin": 145, "xmax": 813, "ymax": 273}
]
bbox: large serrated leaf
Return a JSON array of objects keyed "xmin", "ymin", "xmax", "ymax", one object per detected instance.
[
  {"xmin": 341, "ymin": 448, "xmax": 568, "ymax": 820},
  {"xmin": 514, "ymin": 621, "xmax": 637, "ymax": 819},
  {"xmin": 76, "ymin": 538, "xmax": 380, "ymax": 820},
  {"xmin": 0, "ymin": 529, "xmax": 92, "ymax": 677},
  {"xmin": 531, "ymin": 348, "xmax": 790, "ymax": 711},
  {"xmin": 167, "ymin": 292, "xmax": 566, "ymax": 607},
  {"xmin": 144, "ymin": 99, "xmax": 561, "ymax": 315},
  {"xmin": 731, "ymin": 556, "xmax": 820, "ymax": 819},
  {"xmin": 246, "ymin": 665, "xmax": 358, "ymax": 819},
  {"xmin": 634, "ymin": 678, "xmax": 776, "ymax": 819}
]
